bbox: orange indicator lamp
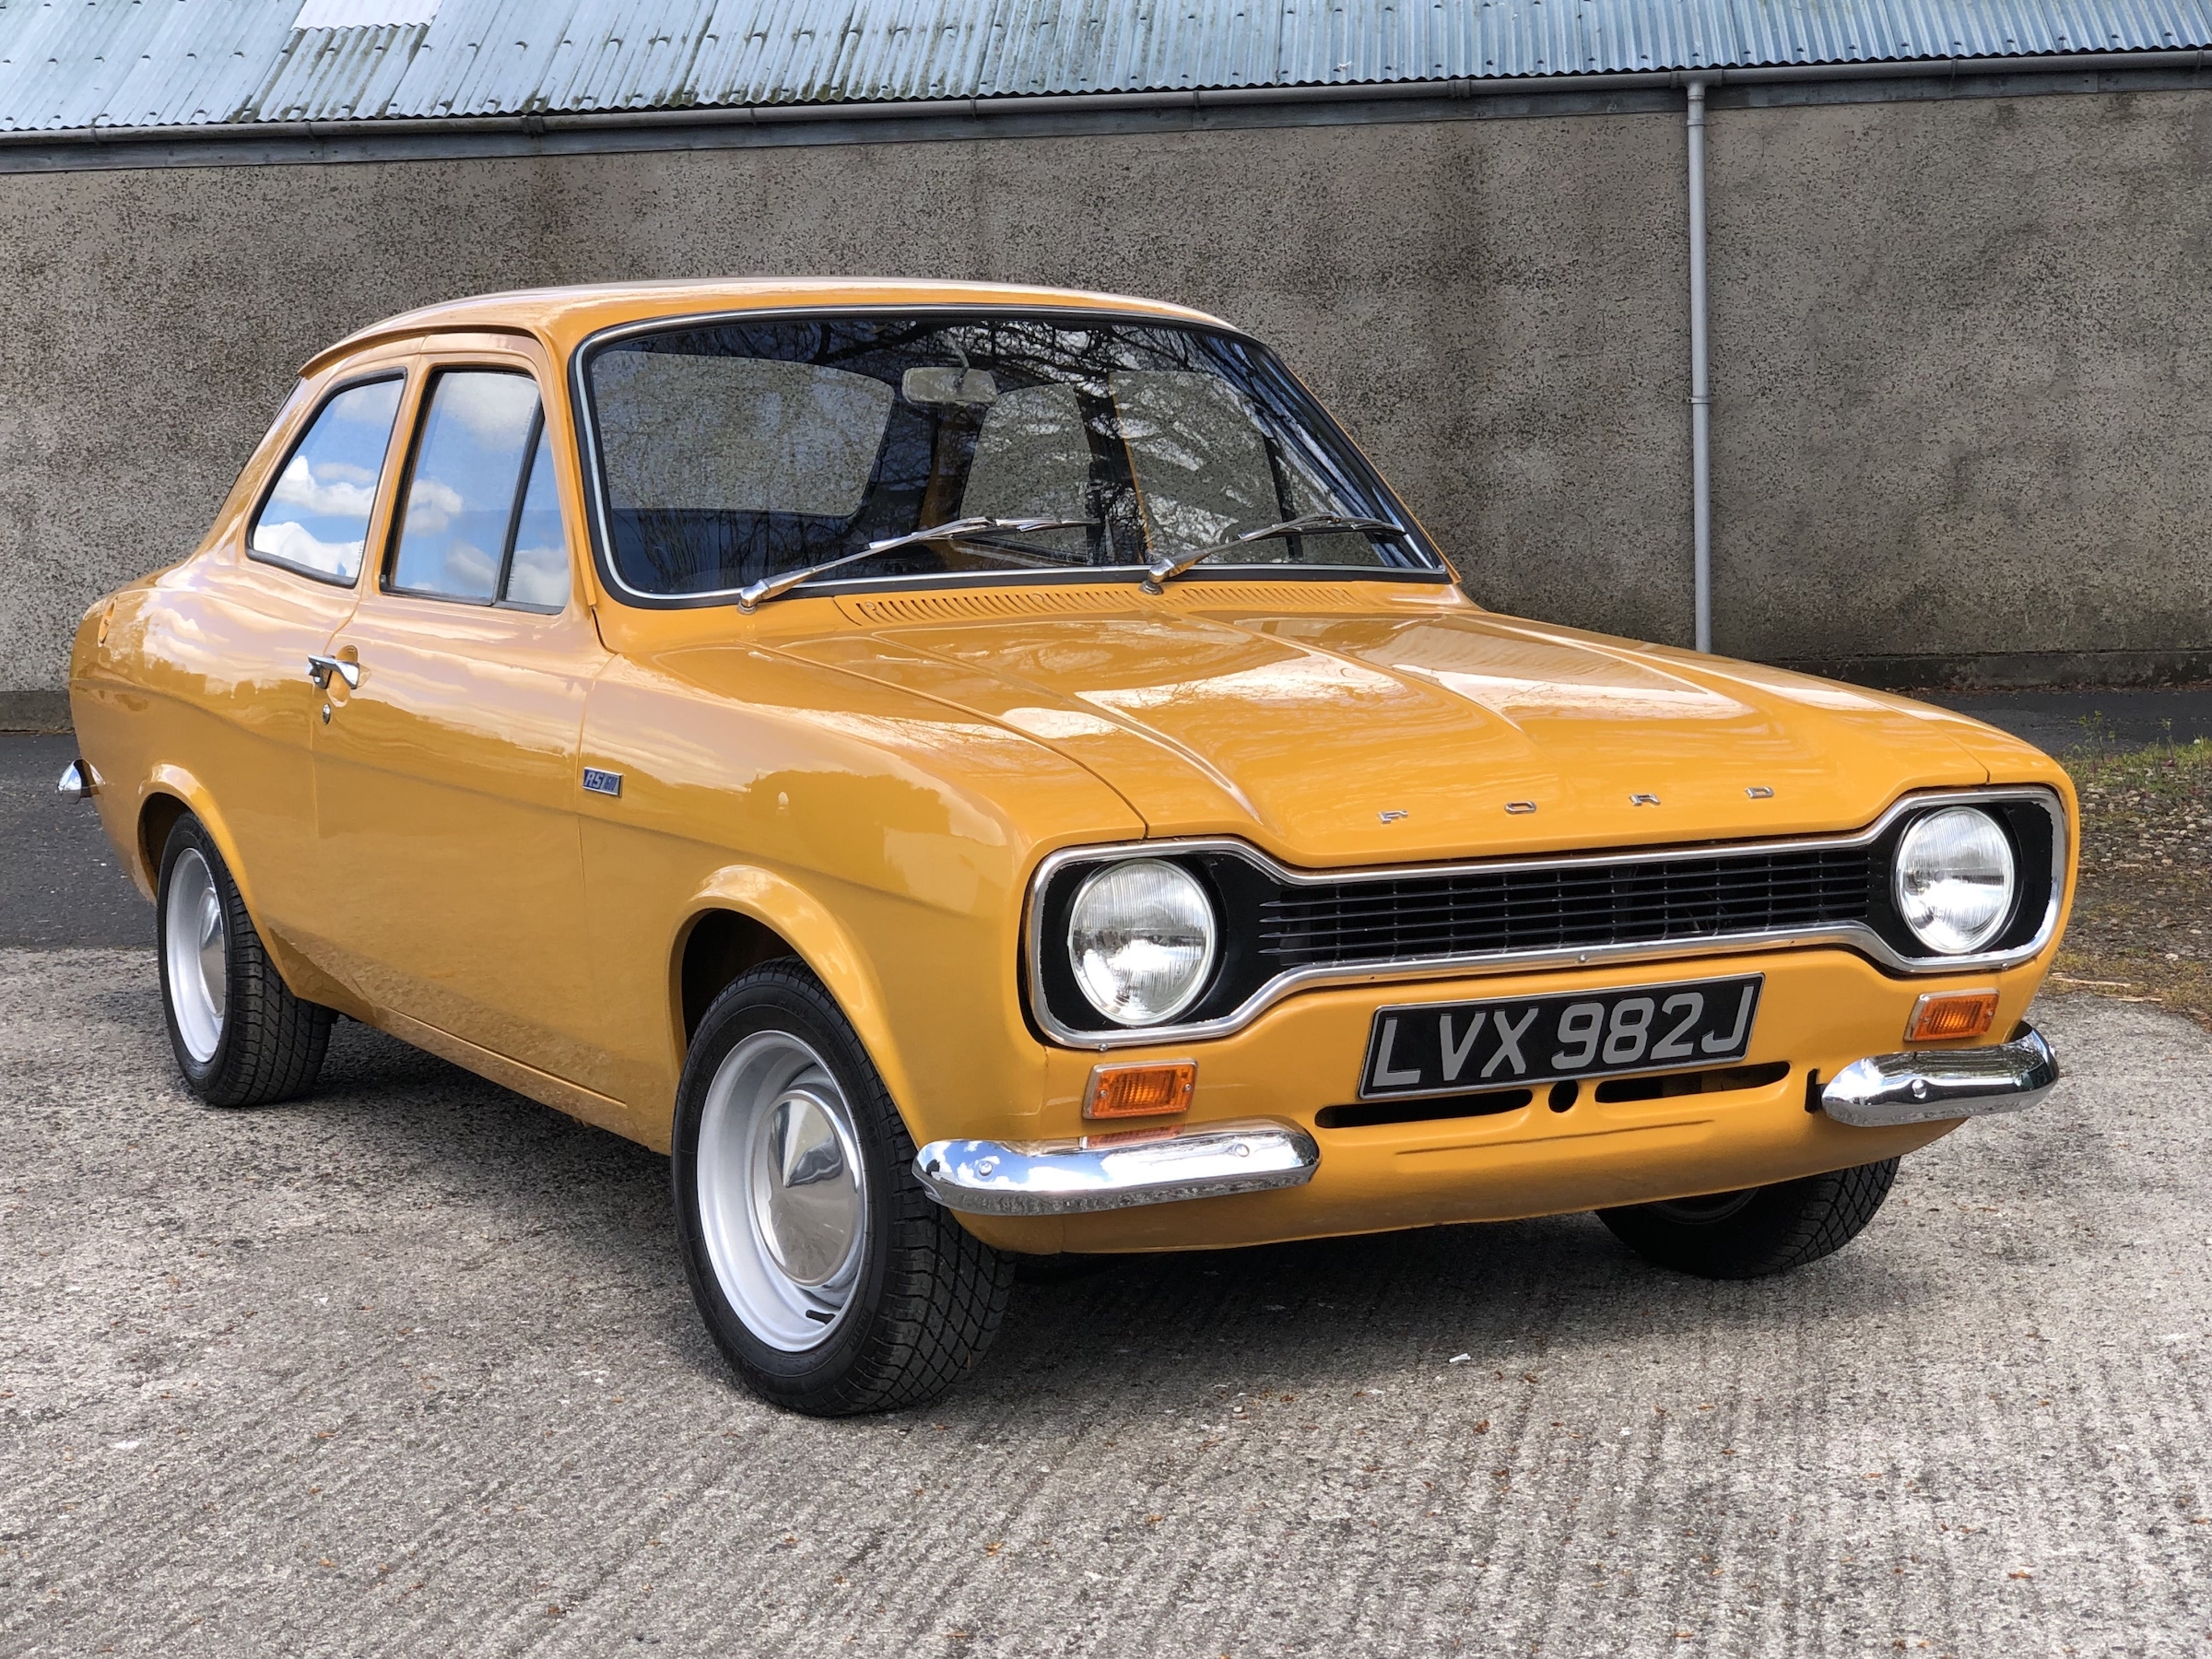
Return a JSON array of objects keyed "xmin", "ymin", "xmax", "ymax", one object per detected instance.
[
  {"xmin": 1083, "ymin": 1060, "xmax": 1198, "ymax": 1120},
  {"xmin": 1905, "ymin": 990, "xmax": 1999, "ymax": 1043}
]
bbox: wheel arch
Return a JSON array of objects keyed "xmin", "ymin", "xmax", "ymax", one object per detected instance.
[
  {"xmin": 131, "ymin": 767, "xmax": 354, "ymax": 1017},
  {"xmin": 673, "ymin": 868, "xmax": 913, "ymax": 1129},
  {"xmin": 137, "ymin": 767, "xmax": 258, "ymax": 916}
]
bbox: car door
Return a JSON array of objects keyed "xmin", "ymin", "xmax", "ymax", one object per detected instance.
[
  {"xmin": 174, "ymin": 359, "xmax": 410, "ymax": 971},
  {"xmin": 308, "ymin": 341, "xmax": 609, "ymax": 1075}
]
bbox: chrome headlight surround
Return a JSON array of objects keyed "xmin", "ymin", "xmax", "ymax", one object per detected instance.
[
  {"xmin": 1065, "ymin": 857, "xmax": 1220, "ymax": 1027},
  {"xmin": 1891, "ymin": 805, "xmax": 2019, "ymax": 956}
]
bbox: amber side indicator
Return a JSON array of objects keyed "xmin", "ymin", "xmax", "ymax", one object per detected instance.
[
  {"xmin": 1905, "ymin": 990, "xmax": 1999, "ymax": 1043},
  {"xmin": 1083, "ymin": 1060, "xmax": 1197, "ymax": 1120}
]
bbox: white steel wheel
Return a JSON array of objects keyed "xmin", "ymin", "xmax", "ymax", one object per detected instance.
[
  {"xmin": 674, "ymin": 962, "xmax": 1018, "ymax": 1415},
  {"xmin": 162, "ymin": 845, "xmax": 228, "ymax": 1064},
  {"xmin": 694, "ymin": 1030, "xmax": 869, "ymax": 1351}
]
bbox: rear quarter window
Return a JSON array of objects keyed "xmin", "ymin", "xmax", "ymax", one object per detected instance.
[{"xmin": 248, "ymin": 375, "xmax": 405, "ymax": 584}]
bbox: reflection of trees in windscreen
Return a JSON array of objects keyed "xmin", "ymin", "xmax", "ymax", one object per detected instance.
[{"xmin": 588, "ymin": 317, "xmax": 1403, "ymax": 596}]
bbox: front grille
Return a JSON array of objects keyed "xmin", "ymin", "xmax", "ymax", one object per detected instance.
[{"xmin": 1255, "ymin": 847, "xmax": 1875, "ymax": 969}]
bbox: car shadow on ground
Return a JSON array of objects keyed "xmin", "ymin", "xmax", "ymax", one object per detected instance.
[
  {"xmin": 260, "ymin": 1008, "xmax": 1926, "ymax": 1413},
  {"xmin": 972, "ymin": 1219, "xmax": 1924, "ymax": 1409}
]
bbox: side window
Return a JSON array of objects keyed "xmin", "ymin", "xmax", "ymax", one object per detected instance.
[
  {"xmin": 248, "ymin": 376, "xmax": 405, "ymax": 583},
  {"xmin": 503, "ymin": 422, "xmax": 569, "ymax": 610},
  {"xmin": 389, "ymin": 369, "xmax": 571, "ymax": 610}
]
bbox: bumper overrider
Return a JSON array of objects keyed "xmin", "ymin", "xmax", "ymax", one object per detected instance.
[{"xmin": 912, "ymin": 1024, "xmax": 2058, "ymax": 1218}]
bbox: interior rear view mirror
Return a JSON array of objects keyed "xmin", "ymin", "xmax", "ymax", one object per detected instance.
[{"xmin": 901, "ymin": 366, "xmax": 999, "ymax": 406}]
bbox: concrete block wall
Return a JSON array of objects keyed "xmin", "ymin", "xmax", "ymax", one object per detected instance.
[{"xmin": 2, "ymin": 86, "xmax": 2208, "ymax": 725}]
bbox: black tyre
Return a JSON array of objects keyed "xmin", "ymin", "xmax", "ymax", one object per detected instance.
[
  {"xmin": 156, "ymin": 814, "xmax": 334, "ymax": 1107},
  {"xmin": 671, "ymin": 960, "xmax": 1016, "ymax": 1416},
  {"xmin": 1597, "ymin": 1158, "xmax": 1900, "ymax": 1279}
]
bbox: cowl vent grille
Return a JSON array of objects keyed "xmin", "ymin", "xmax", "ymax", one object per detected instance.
[{"xmin": 841, "ymin": 588, "xmax": 1135, "ymax": 626}]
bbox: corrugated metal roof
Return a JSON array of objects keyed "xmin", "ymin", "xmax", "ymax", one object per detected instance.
[{"xmin": 2, "ymin": 0, "xmax": 2207, "ymax": 133}]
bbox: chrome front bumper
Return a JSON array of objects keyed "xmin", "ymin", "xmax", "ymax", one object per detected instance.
[
  {"xmin": 1821, "ymin": 1022, "xmax": 2059, "ymax": 1127},
  {"xmin": 913, "ymin": 1119, "xmax": 1320, "ymax": 1216},
  {"xmin": 915, "ymin": 1025, "xmax": 2054, "ymax": 1216}
]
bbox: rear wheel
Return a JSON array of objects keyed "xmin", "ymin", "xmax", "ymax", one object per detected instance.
[
  {"xmin": 156, "ymin": 815, "xmax": 333, "ymax": 1107},
  {"xmin": 672, "ymin": 961, "xmax": 1015, "ymax": 1415},
  {"xmin": 1596, "ymin": 1158, "xmax": 1900, "ymax": 1279}
]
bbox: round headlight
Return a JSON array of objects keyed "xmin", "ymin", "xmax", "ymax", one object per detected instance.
[
  {"xmin": 1894, "ymin": 806, "xmax": 2017, "ymax": 955},
  {"xmin": 1066, "ymin": 858, "xmax": 1218, "ymax": 1026}
]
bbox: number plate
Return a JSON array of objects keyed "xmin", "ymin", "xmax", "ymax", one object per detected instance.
[{"xmin": 1357, "ymin": 974, "xmax": 1764, "ymax": 1100}]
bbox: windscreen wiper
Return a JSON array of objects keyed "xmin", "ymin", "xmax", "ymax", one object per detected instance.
[
  {"xmin": 735, "ymin": 517, "xmax": 1096, "ymax": 612},
  {"xmin": 1140, "ymin": 513, "xmax": 1408, "ymax": 594}
]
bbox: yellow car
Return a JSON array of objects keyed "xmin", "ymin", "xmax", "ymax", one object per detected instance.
[{"xmin": 63, "ymin": 280, "xmax": 2070, "ymax": 1415}]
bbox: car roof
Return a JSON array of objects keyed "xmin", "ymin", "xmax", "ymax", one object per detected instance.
[{"xmin": 301, "ymin": 277, "xmax": 1234, "ymax": 377}]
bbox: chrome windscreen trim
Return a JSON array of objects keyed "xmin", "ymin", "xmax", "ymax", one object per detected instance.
[{"xmin": 1023, "ymin": 786, "xmax": 2067, "ymax": 1050}]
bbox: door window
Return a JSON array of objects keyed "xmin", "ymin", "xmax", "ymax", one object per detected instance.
[
  {"xmin": 248, "ymin": 375, "xmax": 405, "ymax": 583},
  {"xmin": 389, "ymin": 370, "xmax": 571, "ymax": 610}
]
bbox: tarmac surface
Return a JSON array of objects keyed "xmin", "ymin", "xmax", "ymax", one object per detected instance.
[
  {"xmin": 1, "ymin": 734, "xmax": 147, "ymax": 948},
  {"xmin": 1916, "ymin": 686, "xmax": 2212, "ymax": 756},
  {"xmin": 4, "ymin": 952, "xmax": 2207, "ymax": 1657}
]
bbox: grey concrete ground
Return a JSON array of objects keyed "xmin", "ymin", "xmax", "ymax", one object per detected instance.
[{"xmin": 4, "ymin": 951, "xmax": 2207, "ymax": 1657}]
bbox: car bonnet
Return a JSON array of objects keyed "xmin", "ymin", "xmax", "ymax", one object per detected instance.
[{"xmin": 759, "ymin": 582, "xmax": 2007, "ymax": 865}]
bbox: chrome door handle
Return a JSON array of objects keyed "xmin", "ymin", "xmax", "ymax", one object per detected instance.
[{"xmin": 306, "ymin": 653, "xmax": 360, "ymax": 690}]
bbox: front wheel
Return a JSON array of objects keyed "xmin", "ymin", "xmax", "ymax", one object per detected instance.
[
  {"xmin": 156, "ymin": 814, "xmax": 333, "ymax": 1107},
  {"xmin": 1596, "ymin": 1158, "xmax": 1900, "ymax": 1279},
  {"xmin": 672, "ymin": 961, "xmax": 1016, "ymax": 1416}
]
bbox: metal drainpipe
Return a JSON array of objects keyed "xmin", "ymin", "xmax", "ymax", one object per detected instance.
[{"xmin": 1686, "ymin": 78, "xmax": 1713, "ymax": 653}]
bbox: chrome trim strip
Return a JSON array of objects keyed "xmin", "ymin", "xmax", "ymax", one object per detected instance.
[
  {"xmin": 1820, "ymin": 1022, "xmax": 2058, "ymax": 1126},
  {"xmin": 1024, "ymin": 786, "xmax": 2067, "ymax": 1050},
  {"xmin": 912, "ymin": 1118, "xmax": 1319, "ymax": 1215},
  {"xmin": 566, "ymin": 303, "xmax": 1446, "ymax": 609}
]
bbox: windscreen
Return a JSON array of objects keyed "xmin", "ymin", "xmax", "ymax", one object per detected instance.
[{"xmin": 581, "ymin": 313, "xmax": 1441, "ymax": 598}]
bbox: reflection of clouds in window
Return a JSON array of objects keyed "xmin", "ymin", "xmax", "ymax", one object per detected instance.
[
  {"xmin": 250, "ymin": 377, "xmax": 401, "ymax": 582},
  {"xmin": 438, "ymin": 372, "xmax": 539, "ymax": 447},
  {"xmin": 501, "ymin": 421, "xmax": 570, "ymax": 608},
  {"xmin": 330, "ymin": 386, "xmax": 401, "ymax": 423},
  {"xmin": 253, "ymin": 519, "xmax": 363, "ymax": 577},
  {"xmin": 406, "ymin": 476, "xmax": 465, "ymax": 533},
  {"xmin": 391, "ymin": 370, "xmax": 540, "ymax": 603},
  {"xmin": 270, "ymin": 455, "xmax": 377, "ymax": 520},
  {"xmin": 442, "ymin": 538, "xmax": 499, "ymax": 598},
  {"xmin": 505, "ymin": 542, "xmax": 567, "ymax": 607}
]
